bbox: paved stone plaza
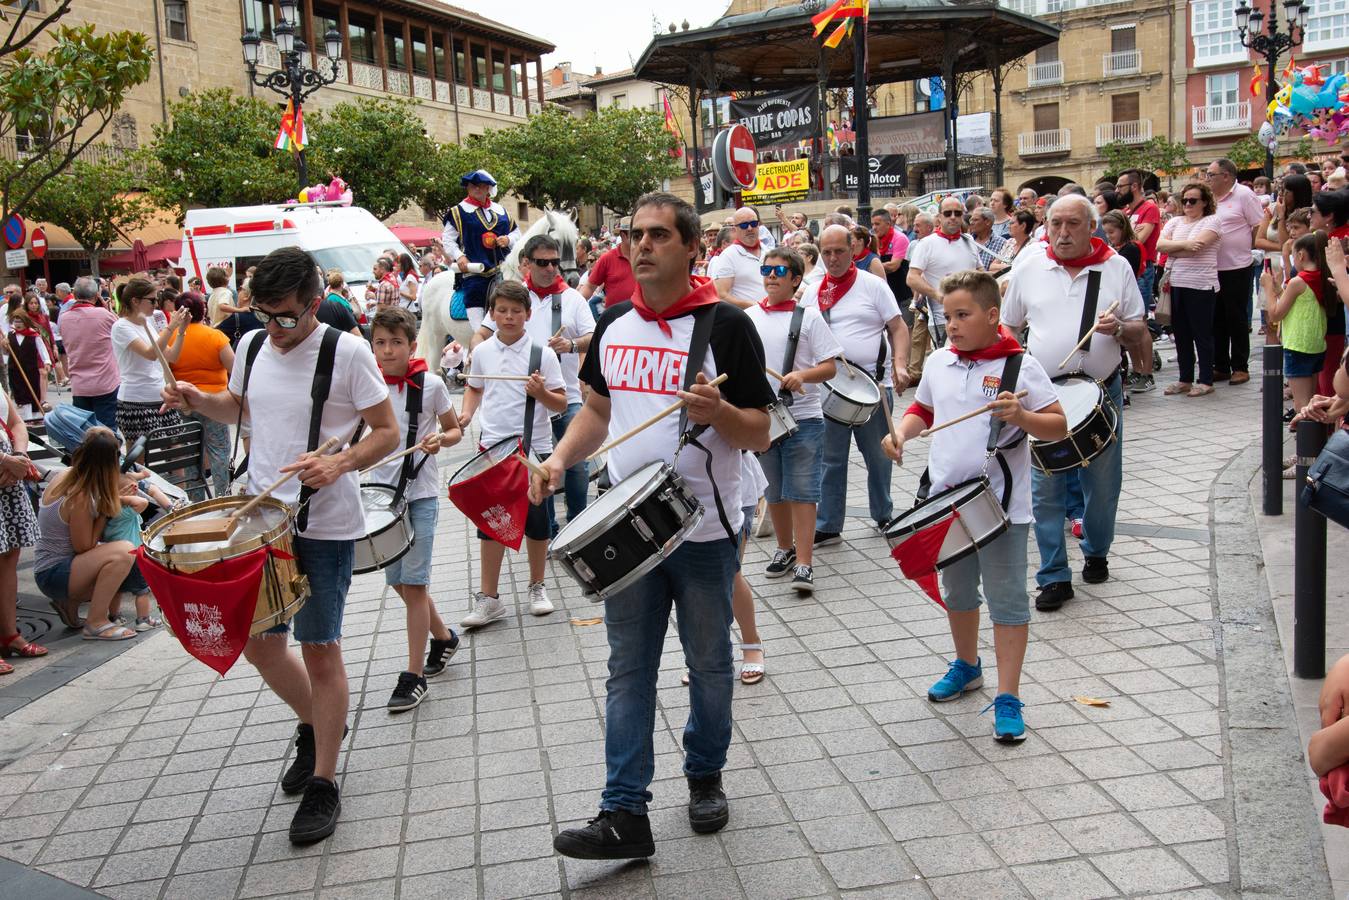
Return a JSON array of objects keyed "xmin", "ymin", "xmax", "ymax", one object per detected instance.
[{"xmin": 0, "ymin": 355, "xmax": 1341, "ymax": 899}]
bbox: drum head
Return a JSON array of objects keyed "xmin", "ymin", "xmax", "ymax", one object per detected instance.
[
  {"xmin": 886, "ymin": 478, "xmax": 990, "ymax": 535},
  {"xmin": 360, "ymin": 483, "xmax": 401, "ymax": 532},
  {"xmin": 1053, "ymin": 376, "xmax": 1102, "ymax": 427},
  {"xmin": 449, "ymin": 436, "xmax": 521, "ymax": 486},
  {"xmin": 552, "ymin": 460, "xmax": 668, "ymax": 551},
  {"xmin": 145, "ymin": 498, "xmax": 287, "ymax": 554},
  {"xmin": 829, "ymin": 363, "xmax": 882, "ymax": 403}
]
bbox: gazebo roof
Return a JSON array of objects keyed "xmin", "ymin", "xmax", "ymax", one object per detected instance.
[{"xmin": 634, "ymin": 0, "xmax": 1058, "ymax": 90}]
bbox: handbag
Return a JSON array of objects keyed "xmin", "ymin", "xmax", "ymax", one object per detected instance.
[
  {"xmin": 449, "ymin": 288, "xmax": 468, "ymax": 321},
  {"xmin": 1301, "ymin": 427, "xmax": 1349, "ymax": 529},
  {"xmin": 1154, "ymin": 266, "xmax": 1172, "ymax": 327}
]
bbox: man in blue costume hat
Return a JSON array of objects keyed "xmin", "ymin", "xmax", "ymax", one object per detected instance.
[{"xmin": 440, "ymin": 170, "xmax": 521, "ymax": 332}]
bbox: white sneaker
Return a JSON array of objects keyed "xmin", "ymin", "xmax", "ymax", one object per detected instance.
[
  {"xmin": 528, "ymin": 582, "xmax": 554, "ymax": 616},
  {"xmin": 460, "ymin": 592, "xmax": 506, "ymax": 629}
]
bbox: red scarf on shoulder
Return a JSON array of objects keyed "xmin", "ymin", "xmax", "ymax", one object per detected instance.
[
  {"xmin": 817, "ymin": 264, "xmax": 858, "ymax": 313},
  {"xmin": 951, "ymin": 325, "xmax": 1022, "ymax": 361},
  {"xmin": 524, "ymin": 274, "xmax": 566, "ymax": 297},
  {"xmin": 1045, "ymin": 236, "xmax": 1115, "ymax": 268},
  {"xmin": 630, "ymin": 275, "xmax": 721, "ymax": 337},
  {"xmin": 464, "ymin": 196, "xmax": 491, "ymax": 210},
  {"xmin": 381, "ymin": 357, "xmax": 428, "ymax": 393},
  {"xmin": 1299, "ymin": 267, "xmax": 1326, "ymax": 305},
  {"xmin": 934, "ymin": 228, "xmax": 963, "ymax": 243},
  {"xmin": 759, "ymin": 296, "xmax": 796, "ymax": 313}
]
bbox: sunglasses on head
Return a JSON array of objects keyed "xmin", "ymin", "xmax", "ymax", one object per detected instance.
[
  {"xmin": 735, "ymin": 220, "xmax": 760, "ymax": 230},
  {"xmin": 760, "ymin": 264, "xmax": 791, "ymax": 277}
]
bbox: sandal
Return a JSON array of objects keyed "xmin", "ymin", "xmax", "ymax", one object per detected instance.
[
  {"xmin": 81, "ymin": 622, "xmax": 136, "ymax": 641},
  {"xmin": 0, "ymin": 660, "xmax": 12, "ymax": 676},
  {"xmin": 49, "ymin": 598, "xmax": 81, "ymax": 629},
  {"xmin": 739, "ymin": 643, "xmax": 766, "ymax": 685},
  {"xmin": 1163, "ymin": 382, "xmax": 1192, "ymax": 396},
  {"xmin": 0, "ymin": 633, "xmax": 47, "ymax": 658},
  {"xmin": 1187, "ymin": 385, "xmax": 1215, "ymax": 397}
]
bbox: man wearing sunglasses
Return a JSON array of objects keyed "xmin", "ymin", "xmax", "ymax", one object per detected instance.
[
  {"xmin": 162, "ymin": 247, "xmax": 399, "ymax": 846},
  {"xmin": 710, "ymin": 206, "xmax": 768, "ymax": 307},
  {"xmin": 907, "ymin": 196, "xmax": 983, "ymax": 347}
]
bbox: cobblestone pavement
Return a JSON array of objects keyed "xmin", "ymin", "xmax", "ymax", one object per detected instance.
[{"xmin": 0, "ymin": 356, "xmax": 1336, "ymax": 899}]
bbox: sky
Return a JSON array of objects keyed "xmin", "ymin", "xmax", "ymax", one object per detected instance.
[{"xmin": 449, "ymin": 0, "xmax": 732, "ymax": 75}]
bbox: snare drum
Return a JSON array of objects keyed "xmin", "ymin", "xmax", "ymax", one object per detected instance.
[
  {"xmin": 1030, "ymin": 375, "xmax": 1118, "ymax": 473},
  {"xmin": 353, "ymin": 483, "xmax": 413, "ymax": 574},
  {"xmin": 549, "ymin": 461, "xmax": 702, "ymax": 601},
  {"xmin": 763, "ymin": 400, "xmax": 799, "ymax": 451},
  {"xmin": 821, "ymin": 362, "xmax": 881, "ymax": 427},
  {"xmin": 883, "ymin": 478, "xmax": 1009, "ymax": 569},
  {"xmin": 143, "ymin": 496, "xmax": 307, "ymax": 635}
]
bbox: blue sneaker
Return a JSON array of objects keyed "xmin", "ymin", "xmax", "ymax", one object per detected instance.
[
  {"xmin": 983, "ymin": 693, "xmax": 1026, "ymax": 743},
  {"xmin": 927, "ymin": 657, "xmax": 983, "ymax": 702}
]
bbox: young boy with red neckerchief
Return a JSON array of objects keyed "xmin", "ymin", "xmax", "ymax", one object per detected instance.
[{"xmin": 882, "ymin": 271, "xmax": 1066, "ymax": 743}]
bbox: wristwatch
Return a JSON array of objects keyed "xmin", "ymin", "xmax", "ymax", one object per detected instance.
[
  {"xmin": 569, "ymin": 339, "xmax": 577, "ymax": 354},
  {"xmin": 1114, "ymin": 321, "xmax": 1124, "ymax": 337}
]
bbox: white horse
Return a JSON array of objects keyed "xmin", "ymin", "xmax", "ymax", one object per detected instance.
[{"xmin": 417, "ymin": 209, "xmax": 580, "ymax": 373}]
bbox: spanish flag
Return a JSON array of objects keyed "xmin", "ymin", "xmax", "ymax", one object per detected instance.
[
  {"xmin": 662, "ymin": 95, "xmax": 684, "ymax": 158},
  {"xmin": 813, "ymin": 0, "xmax": 868, "ymax": 48},
  {"xmin": 275, "ymin": 99, "xmax": 307, "ymax": 152},
  {"xmin": 1250, "ymin": 63, "xmax": 1264, "ymax": 98}
]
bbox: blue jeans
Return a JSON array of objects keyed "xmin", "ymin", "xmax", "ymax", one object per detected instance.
[
  {"xmin": 758, "ymin": 417, "xmax": 824, "ymax": 504},
  {"xmin": 1136, "ymin": 262, "xmax": 1157, "ymax": 313},
  {"xmin": 1032, "ymin": 374, "xmax": 1124, "ymax": 586},
  {"xmin": 185, "ymin": 411, "xmax": 230, "ymax": 499},
  {"xmin": 941, "ymin": 523, "xmax": 1031, "ymax": 625},
  {"xmin": 549, "ymin": 402, "xmax": 588, "ymax": 526},
  {"xmin": 73, "ymin": 389, "xmax": 119, "ymax": 435},
  {"xmin": 817, "ymin": 388, "xmax": 895, "ymax": 532},
  {"xmin": 266, "ymin": 537, "xmax": 354, "ymax": 644},
  {"xmin": 385, "ymin": 497, "xmax": 437, "ymax": 586},
  {"xmin": 601, "ymin": 537, "xmax": 738, "ymax": 814},
  {"xmin": 1065, "ymin": 470, "xmax": 1084, "ymax": 521}
]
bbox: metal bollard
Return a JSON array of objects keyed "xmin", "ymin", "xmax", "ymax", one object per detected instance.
[
  {"xmin": 1293, "ymin": 420, "xmax": 1328, "ymax": 679},
  {"xmin": 1263, "ymin": 343, "xmax": 1284, "ymax": 516}
]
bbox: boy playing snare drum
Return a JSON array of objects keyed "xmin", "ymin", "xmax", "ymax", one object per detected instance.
[{"xmin": 881, "ymin": 271, "xmax": 1066, "ymax": 742}]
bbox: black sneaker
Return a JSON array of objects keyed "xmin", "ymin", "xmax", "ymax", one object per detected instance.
[
  {"xmin": 1035, "ymin": 581, "xmax": 1074, "ymax": 612},
  {"xmin": 288, "ymin": 777, "xmax": 341, "ymax": 845},
  {"xmin": 791, "ymin": 564, "xmax": 814, "ymax": 595},
  {"xmin": 813, "ymin": 530, "xmax": 842, "ymax": 548},
  {"xmin": 1082, "ymin": 556, "xmax": 1109, "ymax": 584},
  {"xmin": 281, "ymin": 723, "xmax": 349, "ymax": 795},
  {"xmin": 425, "ymin": 631, "xmax": 460, "ymax": 679},
  {"xmin": 553, "ymin": 809, "xmax": 655, "ymax": 859},
  {"xmin": 765, "ymin": 547, "xmax": 796, "ymax": 577},
  {"xmin": 387, "ymin": 671, "xmax": 428, "ymax": 712},
  {"xmin": 687, "ymin": 773, "xmax": 729, "ymax": 834}
]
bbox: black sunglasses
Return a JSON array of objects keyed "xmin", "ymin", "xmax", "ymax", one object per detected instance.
[
  {"xmin": 760, "ymin": 264, "xmax": 791, "ymax": 277},
  {"xmin": 940, "ymin": 210, "xmax": 963, "ymax": 218},
  {"xmin": 1182, "ymin": 197, "xmax": 1202, "ymax": 205},
  {"xmin": 530, "ymin": 258, "xmax": 561, "ymax": 268}
]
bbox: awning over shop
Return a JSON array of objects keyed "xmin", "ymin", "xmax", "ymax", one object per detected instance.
[
  {"xmin": 389, "ymin": 225, "xmax": 442, "ymax": 248},
  {"xmin": 99, "ymin": 238, "xmax": 182, "ymax": 272}
]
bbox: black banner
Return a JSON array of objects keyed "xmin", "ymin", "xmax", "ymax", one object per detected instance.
[
  {"xmin": 729, "ymin": 87, "xmax": 818, "ymax": 148},
  {"xmin": 838, "ymin": 155, "xmax": 909, "ymax": 192}
]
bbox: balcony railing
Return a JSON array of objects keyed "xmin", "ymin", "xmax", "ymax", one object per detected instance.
[
  {"xmin": 1103, "ymin": 49, "xmax": 1141, "ymax": 77},
  {"xmin": 1096, "ymin": 119, "xmax": 1152, "ymax": 146},
  {"xmin": 1002, "ymin": 0, "xmax": 1128, "ymax": 15},
  {"xmin": 387, "ymin": 70, "xmax": 410, "ymax": 95},
  {"xmin": 1027, "ymin": 59, "xmax": 1063, "ymax": 86},
  {"xmin": 1193, "ymin": 101, "xmax": 1251, "ymax": 136},
  {"xmin": 1018, "ymin": 128, "xmax": 1072, "ymax": 155},
  {"xmin": 351, "ymin": 61, "xmax": 384, "ymax": 91},
  {"xmin": 0, "ymin": 137, "xmax": 136, "ymax": 167}
]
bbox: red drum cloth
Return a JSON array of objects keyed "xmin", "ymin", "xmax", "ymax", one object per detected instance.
[
  {"xmin": 449, "ymin": 444, "xmax": 530, "ymax": 550},
  {"xmin": 889, "ymin": 511, "xmax": 959, "ymax": 609}
]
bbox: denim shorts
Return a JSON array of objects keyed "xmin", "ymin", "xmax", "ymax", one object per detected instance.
[
  {"xmin": 386, "ymin": 497, "xmax": 437, "ymax": 587},
  {"xmin": 758, "ymin": 417, "xmax": 825, "ymax": 504},
  {"xmin": 940, "ymin": 523, "xmax": 1031, "ymax": 626},
  {"xmin": 266, "ymin": 536, "xmax": 354, "ymax": 644},
  {"xmin": 36, "ymin": 549, "xmax": 147, "ymax": 601},
  {"xmin": 1285, "ymin": 348, "xmax": 1326, "ymax": 378}
]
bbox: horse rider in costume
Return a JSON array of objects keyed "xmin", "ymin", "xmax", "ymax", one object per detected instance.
[{"xmin": 440, "ymin": 169, "xmax": 522, "ymax": 332}]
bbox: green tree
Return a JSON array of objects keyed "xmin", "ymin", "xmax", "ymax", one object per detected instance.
[
  {"xmin": 1227, "ymin": 134, "xmax": 1266, "ymax": 171},
  {"xmin": 580, "ymin": 106, "xmax": 684, "ymax": 213},
  {"xmin": 24, "ymin": 156, "xmax": 156, "ymax": 277},
  {"xmin": 415, "ymin": 137, "xmax": 514, "ymax": 221},
  {"xmin": 147, "ymin": 88, "xmax": 297, "ymax": 218},
  {"xmin": 0, "ymin": 21, "xmax": 154, "ymax": 221},
  {"xmin": 307, "ymin": 97, "xmax": 440, "ymax": 220},
  {"xmin": 1099, "ymin": 137, "xmax": 1191, "ymax": 184}
]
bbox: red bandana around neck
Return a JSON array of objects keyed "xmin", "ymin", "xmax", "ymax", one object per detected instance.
[
  {"xmin": 465, "ymin": 196, "xmax": 491, "ymax": 210},
  {"xmin": 381, "ymin": 356, "xmax": 428, "ymax": 393},
  {"xmin": 934, "ymin": 229, "xmax": 963, "ymax": 243},
  {"xmin": 852, "ymin": 249, "xmax": 870, "ymax": 263},
  {"xmin": 1330, "ymin": 224, "xmax": 1349, "ymax": 240},
  {"xmin": 630, "ymin": 275, "xmax": 721, "ymax": 337},
  {"xmin": 951, "ymin": 325, "xmax": 1023, "ymax": 362},
  {"xmin": 1299, "ymin": 267, "xmax": 1326, "ymax": 304},
  {"xmin": 759, "ymin": 296, "xmax": 797, "ymax": 313},
  {"xmin": 11, "ymin": 327, "xmax": 38, "ymax": 338},
  {"xmin": 817, "ymin": 264, "xmax": 858, "ymax": 312},
  {"xmin": 524, "ymin": 274, "xmax": 566, "ymax": 298},
  {"xmin": 1046, "ymin": 236, "xmax": 1115, "ymax": 269}
]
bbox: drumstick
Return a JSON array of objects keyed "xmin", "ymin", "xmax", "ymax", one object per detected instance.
[
  {"xmin": 919, "ymin": 390, "xmax": 1029, "ymax": 437},
  {"xmin": 586, "ymin": 373, "xmax": 729, "ymax": 463},
  {"xmin": 878, "ymin": 381, "xmax": 901, "ymax": 446},
  {"xmin": 764, "ymin": 367, "xmax": 805, "ymax": 394},
  {"xmin": 1057, "ymin": 301, "xmax": 1121, "ymax": 370},
  {"xmin": 838, "ymin": 356, "xmax": 856, "ymax": 379},
  {"xmin": 6, "ymin": 345, "xmax": 40, "ymax": 410},
  {"xmin": 516, "ymin": 453, "xmax": 549, "ymax": 481},
  {"xmin": 143, "ymin": 322, "xmax": 177, "ymax": 387},
  {"xmin": 469, "ymin": 374, "xmax": 532, "ymax": 381},
  {"xmin": 360, "ymin": 428, "xmax": 441, "ymax": 475}
]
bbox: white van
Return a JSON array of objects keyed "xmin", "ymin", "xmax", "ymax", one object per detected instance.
[{"xmin": 178, "ymin": 202, "xmax": 413, "ymax": 291}]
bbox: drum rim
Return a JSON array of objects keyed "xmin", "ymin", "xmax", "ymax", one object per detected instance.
[
  {"xmin": 358, "ymin": 482, "xmax": 412, "ymax": 540},
  {"xmin": 1029, "ymin": 385, "xmax": 1118, "ymax": 471},
  {"xmin": 883, "ymin": 477, "xmax": 997, "ymax": 541},
  {"xmin": 448, "ymin": 435, "xmax": 522, "ymax": 487},
  {"xmin": 933, "ymin": 518, "xmax": 1010, "ymax": 569},
  {"xmin": 550, "ymin": 461, "xmax": 678, "ymax": 555},
  {"xmin": 143, "ymin": 495, "xmax": 295, "ymax": 565},
  {"xmin": 351, "ymin": 525, "xmax": 414, "ymax": 574},
  {"xmin": 822, "ymin": 373, "xmax": 881, "ymax": 405},
  {"xmin": 580, "ymin": 503, "xmax": 706, "ymax": 602}
]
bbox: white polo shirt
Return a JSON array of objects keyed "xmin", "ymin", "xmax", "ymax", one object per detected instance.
[
  {"xmin": 800, "ymin": 269, "xmax": 901, "ymax": 381},
  {"xmin": 907, "ymin": 232, "xmax": 983, "ymax": 328},
  {"xmin": 708, "ymin": 242, "xmax": 765, "ymax": 303},
  {"xmin": 484, "ymin": 286, "xmax": 595, "ymax": 405},
  {"xmin": 915, "ymin": 349, "xmax": 1058, "ymax": 524},
  {"xmin": 367, "ymin": 373, "xmax": 453, "ymax": 502},
  {"xmin": 467, "ymin": 333, "xmax": 565, "ymax": 452},
  {"xmin": 744, "ymin": 303, "xmax": 844, "ymax": 421},
  {"xmin": 1002, "ymin": 251, "xmax": 1145, "ymax": 380}
]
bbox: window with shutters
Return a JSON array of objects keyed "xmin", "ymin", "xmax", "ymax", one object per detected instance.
[
  {"xmin": 1192, "ymin": 0, "xmax": 1246, "ymax": 65},
  {"xmin": 1205, "ymin": 72, "xmax": 1239, "ymax": 107},
  {"xmin": 165, "ymin": 0, "xmax": 188, "ymax": 41},
  {"xmin": 1111, "ymin": 92, "xmax": 1140, "ymax": 122},
  {"xmin": 1306, "ymin": 0, "xmax": 1349, "ymax": 51},
  {"xmin": 1033, "ymin": 103, "xmax": 1059, "ymax": 132}
]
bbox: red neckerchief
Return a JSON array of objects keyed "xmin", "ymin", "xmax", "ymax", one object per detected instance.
[
  {"xmin": 934, "ymin": 228, "xmax": 963, "ymax": 243},
  {"xmin": 630, "ymin": 275, "xmax": 720, "ymax": 337},
  {"xmin": 1046, "ymin": 236, "xmax": 1115, "ymax": 268},
  {"xmin": 71, "ymin": 301, "xmax": 95, "ymax": 309},
  {"xmin": 524, "ymin": 274, "xmax": 566, "ymax": 297},
  {"xmin": 381, "ymin": 357, "xmax": 428, "ymax": 393},
  {"xmin": 852, "ymin": 249, "xmax": 869, "ymax": 263},
  {"xmin": 464, "ymin": 196, "xmax": 491, "ymax": 210},
  {"xmin": 817, "ymin": 264, "xmax": 858, "ymax": 313},
  {"xmin": 758, "ymin": 296, "xmax": 796, "ymax": 313},
  {"xmin": 1299, "ymin": 267, "xmax": 1326, "ymax": 304},
  {"xmin": 951, "ymin": 325, "xmax": 1023, "ymax": 361},
  {"xmin": 1330, "ymin": 224, "xmax": 1349, "ymax": 240}
]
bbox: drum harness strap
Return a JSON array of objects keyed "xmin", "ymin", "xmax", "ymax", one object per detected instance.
[
  {"xmin": 391, "ymin": 371, "xmax": 427, "ymax": 507},
  {"xmin": 520, "ymin": 342, "xmax": 544, "ymax": 458},
  {"xmin": 820, "ymin": 302, "xmax": 889, "ymax": 385},
  {"xmin": 676, "ymin": 303, "xmax": 738, "ymax": 543},
  {"xmin": 779, "ymin": 306, "xmax": 806, "ymax": 407},
  {"xmin": 1073, "ymin": 270, "xmax": 1104, "ymax": 373}
]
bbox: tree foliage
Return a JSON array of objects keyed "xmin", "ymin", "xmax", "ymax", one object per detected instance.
[
  {"xmin": 1099, "ymin": 137, "xmax": 1192, "ymax": 182},
  {"xmin": 24, "ymin": 157, "xmax": 155, "ymax": 277},
  {"xmin": 415, "ymin": 136, "xmax": 515, "ymax": 221},
  {"xmin": 1227, "ymin": 134, "xmax": 1266, "ymax": 171},
  {"xmin": 307, "ymin": 97, "xmax": 439, "ymax": 220},
  {"xmin": 0, "ymin": 22, "xmax": 154, "ymax": 221}
]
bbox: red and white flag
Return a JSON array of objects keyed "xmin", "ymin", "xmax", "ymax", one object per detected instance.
[
  {"xmin": 449, "ymin": 443, "xmax": 530, "ymax": 550},
  {"xmin": 889, "ymin": 512, "xmax": 960, "ymax": 609}
]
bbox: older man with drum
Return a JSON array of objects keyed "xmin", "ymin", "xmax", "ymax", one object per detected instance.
[
  {"xmin": 804, "ymin": 224, "xmax": 911, "ymax": 545},
  {"xmin": 1002, "ymin": 194, "xmax": 1146, "ymax": 612}
]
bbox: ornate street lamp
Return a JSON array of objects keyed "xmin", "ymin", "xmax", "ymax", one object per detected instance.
[
  {"xmin": 1236, "ymin": 0, "xmax": 1308, "ymax": 178},
  {"xmin": 241, "ymin": 2, "xmax": 343, "ymax": 193}
]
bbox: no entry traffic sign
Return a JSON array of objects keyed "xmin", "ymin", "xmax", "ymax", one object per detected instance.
[
  {"xmin": 30, "ymin": 226, "xmax": 46, "ymax": 259},
  {"xmin": 711, "ymin": 124, "xmax": 758, "ymax": 193},
  {"xmin": 3, "ymin": 213, "xmax": 25, "ymax": 250}
]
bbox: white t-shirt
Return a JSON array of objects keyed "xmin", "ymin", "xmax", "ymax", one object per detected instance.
[
  {"xmin": 367, "ymin": 372, "xmax": 452, "ymax": 502},
  {"xmin": 110, "ymin": 317, "xmax": 165, "ymax": 403},
  {"xmin": 484, "ymin": 287, "xmax": 595, "ymax": 405},
  {"xmin": 907, "ymin": 233, "xmax": 983, "ymax": 328},
  {"xmin": 800, "ymin": 269, "xmax": 901, "ymax": 381},
  {"xmin": 708, "ymin": 243, "xmax": 765, "ymax": 303},
  {"xmin": 743, "ymin": 303, "xmax": 844, "ymax": 421},
  {"xmin": 915, "ymin": 349, "xmax": 1058, "ymax": 524},
  {"xmin": 1001, "ymin": 252, "xmax": 1145, "ymax": 380},
  {"xmin": 399, "ymin": 273, "xmax": 420, "ymax": 315},
  {"xmin": 467, "ymin": 333, "xmax": 565, "ymax": 453},
  {"xmin": 229, "ymin": 325, "xmax": 390, "ymax": 540},
  {"xmin": 739, "ymin": 452, "xmax": 768, "ymax": 508}
]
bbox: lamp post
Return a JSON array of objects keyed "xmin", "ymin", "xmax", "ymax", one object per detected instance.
[
  {"xmin": 241, "ymin": 0, "xmax": 343, "ymax": 194},
  {"xmin": 1235, "ymin": 0, "xmax": 1307, "ymax": 179}
]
